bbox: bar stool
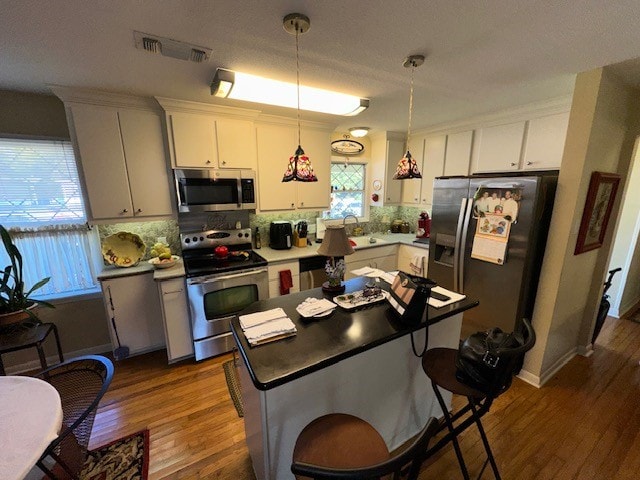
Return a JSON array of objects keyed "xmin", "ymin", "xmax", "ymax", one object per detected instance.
[
  {"xmin": 292, "ymin": 413, "xmax": 439, "ymax": 480},
  {"xmin": 421, "ymin": 318, "xmax": 536, "ymax": 480},
  {"xmin": 0, "ymin": 322, "xmax": 64, "ymax": 375}
]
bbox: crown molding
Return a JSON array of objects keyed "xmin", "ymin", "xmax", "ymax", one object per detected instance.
[
  {"xmin": 49, "ymin": 85, "xmax": 161, "ymax": 111},
  {"xmin": 154, "ymin": 96, "xmax": 262, "ymax": 120}
]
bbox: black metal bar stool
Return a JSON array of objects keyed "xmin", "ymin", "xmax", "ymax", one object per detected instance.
[
  {"xmin": 421, "ymin": 318, "xmax": 536, "ymax": 480},
  {"xmin": 292, "ymin": 413, "xmax": 439, "ymax": 479},
  {"xmin": 0, "ymin": 322, "xmax": 64, "ymax": 375}
]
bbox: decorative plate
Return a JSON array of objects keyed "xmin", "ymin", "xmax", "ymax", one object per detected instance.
[
  {"xmin": 331, "ymin": 139, "xmax": 365, "ymax": 155},
  {"xmin": 148, "ymin": 255, "xmax": 180, "ymax": 269},
  {"xmin": 101, "ymin": 232, "xmax": 146, "ymax": 267}
]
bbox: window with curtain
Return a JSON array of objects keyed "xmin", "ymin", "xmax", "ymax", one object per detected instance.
[
  {"xmin": 323, "ymin": 162, "xmax": 367, "ymax": 220},
  {"xmin": 0, "ymin": 137, "xmax": 100, "ymax": 298}
]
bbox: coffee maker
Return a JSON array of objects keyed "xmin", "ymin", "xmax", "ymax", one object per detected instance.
[{"xmin": 417, "ymin": 211, "xmax": 431, "ymax": 238}]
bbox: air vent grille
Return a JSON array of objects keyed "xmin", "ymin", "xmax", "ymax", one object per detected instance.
[{"xmin": 133, "ymin": 31, "xmax": 211, "ymax": 63}]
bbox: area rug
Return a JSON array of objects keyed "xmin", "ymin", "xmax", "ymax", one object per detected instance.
[
  {"xmin": 223, "ymin": 360, "xmax": 244, "ymax": 417},
  {"xmin": 80, "ymin": 430, "xmax": 149, "ymax": 480}
]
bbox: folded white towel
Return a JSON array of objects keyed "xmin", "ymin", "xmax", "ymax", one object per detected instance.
[
  {"xmin": 410, "ymin": 254, "xmax": 424, "ymax": 274},
  {"xmin": 428, "ymin": 286, "xmax": 466, "ymax": 308},
  {"xmin": 239, "ymin": 308, "xmax": 287, "ymax": 330},
  {"xmin": 296, "ymin": 298, "xmax": 337, "ymax": 317},
  {"xmin": 243, "ymin": 317, "xmax": 297, "ymax": 344}
]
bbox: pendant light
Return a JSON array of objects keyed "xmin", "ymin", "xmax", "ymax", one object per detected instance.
[
  {"xmin": 393, "ymin": 54, "xmax": 425, "ymax": 180},
  {"xmin": 282, "ymin": 13, "xmax": 318, "ymax": 183}
]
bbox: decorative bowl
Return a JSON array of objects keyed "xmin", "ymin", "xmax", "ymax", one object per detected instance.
[
  {"xmin": 148, "ymin": 255, "xmax": 180, "ymax": 269},
  {"xmin": 101, "ymin": 232, "xmax": 146, "ymax": 267}
]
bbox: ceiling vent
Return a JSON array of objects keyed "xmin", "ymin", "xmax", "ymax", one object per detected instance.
[{"xmin": 133, "ymin": 31, "xmax": 212, "ymax": 63}]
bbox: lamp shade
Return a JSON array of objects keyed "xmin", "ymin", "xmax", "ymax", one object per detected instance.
[{"xmin": 317, "ymin": 226, "xmax": 354, "ymax": 257}]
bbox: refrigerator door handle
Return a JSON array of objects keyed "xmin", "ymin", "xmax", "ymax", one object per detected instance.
[
  {"xmin": 454, "ymin": 198, "xmax": 468, "ymax": 292},
  {"xmin": 458, "ymin": 197, "xmax": 474, "ymax": 293}
]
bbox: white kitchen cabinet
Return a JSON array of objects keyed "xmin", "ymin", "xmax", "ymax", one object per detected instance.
[
  {"xmin": 70, "ymin": 104, "xmax": 173, "ymax": 221},
  {"xmin": 100, "ymin": 273, "xmax": 165, "ymax": 357},
  {"xmin": 522, "ymin": 112, "xmax": 569, "ymax": 170},
  {"xmin": 157, "ymin": 277, "xmax": 194, "ymax": 363},
  {"xmin": 369, "ymin": 132, "xmax": 404, "ymax": 205},
  {"xmin": 400, "ymin": 136, "xmax": 426, "ymax": 205},
  {"xmin": 472, "ymin": 121, "xmax": 525, "ymax": 173},
  {"xmin": 168, "ymin": 113, "xmax": 257, "ymax": 169},
  {"xmin": 268, "ymin": 260, "xmax": 300, "ymax": 298},
  {"xmin": 256, "ymin": 123, "xmax": 331, "ymax": 212},
  {"xmin": 344, "ymin": 245, "xmax": 398, "ymax": 280},
  {"xmin": 444, "ymin": 131, "xmax": 473, "ymax": 176},
  {"xmin": 397, "ymin": 244, "xmax": 429, "ymax": 278},
  {"xmin": 419, "ymin": 135, "xmax": 447, "ymax": 206}
]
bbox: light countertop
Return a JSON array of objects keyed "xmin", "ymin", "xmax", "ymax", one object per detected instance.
[
  {"xmin": 257, "ymin": 233, "xmax": 428, "ymax": 263},
  {"xmin": 98, "ymin": 257, "xmax": 186, "ymax": 281}
]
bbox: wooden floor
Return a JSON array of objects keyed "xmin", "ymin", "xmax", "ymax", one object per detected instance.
[{"xmin": 91, "ymin": 312, "xmax": 640, "ymax": 479}]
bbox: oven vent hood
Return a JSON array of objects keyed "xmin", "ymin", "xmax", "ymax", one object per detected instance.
[{"xmin": 133, "ymin": 31, "xmax": 212, "ymax": 63}]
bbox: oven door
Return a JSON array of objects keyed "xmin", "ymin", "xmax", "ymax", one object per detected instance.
[{"xmin": 187, "ymin": 267, "xmax": 268, "ymax": 359}]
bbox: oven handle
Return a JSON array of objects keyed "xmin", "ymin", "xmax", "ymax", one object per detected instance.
[{"xmin": 189, "ymin": 268, "xmax": 268, "ymax": 284}]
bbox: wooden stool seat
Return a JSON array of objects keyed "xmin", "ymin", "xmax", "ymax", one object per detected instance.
[
  {"xmin": 421, "ymin": 347, "xmax": 485, "ymax": 399},
  {"xmin": 293, "ymin": 413, "xmax": 389, "ymax": 476},
  {"xmin": 0, "ymin": 322, "xmax": 64, "ymax": 375}
]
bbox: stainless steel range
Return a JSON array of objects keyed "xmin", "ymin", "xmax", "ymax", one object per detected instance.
[{"xmin": 181, "ymin": 228, "xmax": 268, "ymax": 360}]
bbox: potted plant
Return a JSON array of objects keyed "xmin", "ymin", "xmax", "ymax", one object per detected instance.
[{"xmin": 0, "ymin": 225, "xmax": 54, "ymax": 326}]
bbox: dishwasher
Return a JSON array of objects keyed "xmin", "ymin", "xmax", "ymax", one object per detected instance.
[{"xmin": 299, "ymin": 255, "xmax": 328, "ymax": 290}]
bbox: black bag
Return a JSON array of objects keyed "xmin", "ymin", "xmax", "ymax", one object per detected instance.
[
  {"xmin": 388, "ymin": 271, "xmax": 435, "ymax": 325},
  {"xmin": 455, "ymin": 327, "xmax": 524, "ymax": 394}
]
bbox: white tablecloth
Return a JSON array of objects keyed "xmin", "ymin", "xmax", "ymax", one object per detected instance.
[{"xmin": 0, "ymin": 376, "xmax": 63, "ymax": 480}]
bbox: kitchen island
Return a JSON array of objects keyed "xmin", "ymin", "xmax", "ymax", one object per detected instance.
[{"xmin": 231, "ymin": 277, "xmax": 478, "ymax": 480}]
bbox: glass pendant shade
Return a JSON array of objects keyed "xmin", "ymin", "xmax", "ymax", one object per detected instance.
[
  {"xmin": 283, "ymin": 145, "xmax": 318, "ymax": 182},
  {"xmin": 393, "ymin": 150, "xmax": 422, "ymax": 179}
]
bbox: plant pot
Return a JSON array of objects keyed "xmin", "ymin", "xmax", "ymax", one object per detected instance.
[{"xmin": 0, "ymin": 304, "xmax": 37, "ymax": 326}]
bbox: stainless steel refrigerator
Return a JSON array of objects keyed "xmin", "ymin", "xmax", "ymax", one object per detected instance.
[{"xmin": 428, "ymin": 173, "xmax": 557, "ymax": 338}]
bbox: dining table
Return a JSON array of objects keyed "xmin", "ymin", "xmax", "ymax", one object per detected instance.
[{"xmin": 0, "ymin": 375, "xmax": 63, "ymax": 480}]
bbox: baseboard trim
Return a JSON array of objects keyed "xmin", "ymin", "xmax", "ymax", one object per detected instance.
[
  {"xmin": 518, "ymin": 347, "xmax": 579, "ymax": 388},
  {"xmin": 4, "ymin": 343, "xmax": 112, "ymax": 375},
  {"xmin": 516, "ymin": 369, "xmax": 541, "ymax": 388},
  {"xmin": 621, "ymin": 298, "xmax": 640, "ymax": 319}
]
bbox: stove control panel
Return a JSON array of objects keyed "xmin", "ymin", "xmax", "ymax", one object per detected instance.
[{"xmin": 181, "ymin": 228, "xmax": 252, "ymax": 250}]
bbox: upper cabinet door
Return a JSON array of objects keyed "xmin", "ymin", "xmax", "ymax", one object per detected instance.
[
  {"xmin": 472, "ymin": 121, "xmax": 525, "ymax": 173},
  {"xmin": 216, "ymin": 118, "xmax": 257, "ymax": 169},
  {"xmin": 420, "ymin": 135, "xmax": 446, "ymax": 206},
  {"xmin": 444, "ymin": 131, "xmax": 473, "ymax": 176},
  {"xmin": 522, "ymin": 112, "xmax": 569, "ymax": 170},
  {"xmin": 70, "ymin": 104, "xmax": 133, "ymax": 219},
  {"xmin": 169, "ymin": 113, "xmax": 218, "ymax": 168},
  {"xmin": 118, "ymin": 110, "xmax": 173, "ymax": 217},
  {"xmin": 296, "ymin": 128, "xmax": 331, "ymax": 210},
  {"xmin": 256, "ymin": 124, "xmax": 297, "ymax": 211},
  {"xmin": 400, "ymin": 136, "xmax": 425, "ymax": 205}
]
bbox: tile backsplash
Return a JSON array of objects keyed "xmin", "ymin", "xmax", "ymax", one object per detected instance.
[{"xmin": 98, "ymin": 220, "xmax": 180, "ymax": 260}]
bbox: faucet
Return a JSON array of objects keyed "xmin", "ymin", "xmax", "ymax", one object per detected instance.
[{"xmin": 343, "ymin": 214, "xmax": 361, "ymax": 236}]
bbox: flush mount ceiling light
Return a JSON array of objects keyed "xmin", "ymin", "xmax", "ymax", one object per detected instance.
[
  {"xmin": 393, "ymin": 54, "xmax": 425, "ymax": 180},
  {"xmin": 281, "ymin": 13, "xmax": 318, "ymax": 183},
  {"xmin": 133, "ymin": 31, "xmax": 211, "ymax": 63},
  {"xmin": 348, "ymin": 127, "xmax": 370, "ymax": 138}
]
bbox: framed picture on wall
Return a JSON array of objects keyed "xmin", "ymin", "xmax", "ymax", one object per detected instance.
[{"xmin": 574, "ymin": 172, "xmax": 621, "ymax": 255}]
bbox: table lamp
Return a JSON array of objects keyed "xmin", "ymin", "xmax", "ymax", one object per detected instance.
[{"xmin": 317, "ymin": 226, "xmax": 354, "ymax": 293}]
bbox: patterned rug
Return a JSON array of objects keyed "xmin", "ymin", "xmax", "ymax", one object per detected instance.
[
  {"xmin": 223, "ymin": 360, "xmax": 244, "ymax": 417},
  {"xmin": 80, "ymin": 430, "xmax": 149, "ymax": 480}
]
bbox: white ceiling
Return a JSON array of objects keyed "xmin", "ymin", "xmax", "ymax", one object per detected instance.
[{"xmin": 2, "ymin": 0, "xmax": 640, "ymax": 133}]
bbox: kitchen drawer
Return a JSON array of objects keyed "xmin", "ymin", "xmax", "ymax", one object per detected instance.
[{"xmin": 349, "ymin": 245, "xmax": 397, "ymax": 263}]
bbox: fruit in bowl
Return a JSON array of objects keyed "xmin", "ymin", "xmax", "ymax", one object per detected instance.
[{"xmin": 148, "ymin": 255, "xmax": 179, "ymax": 269}]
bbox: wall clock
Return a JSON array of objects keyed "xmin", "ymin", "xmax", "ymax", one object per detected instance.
[{"xmin": 331, "ymin": 139, "xmax": 364, "ymax": 155}]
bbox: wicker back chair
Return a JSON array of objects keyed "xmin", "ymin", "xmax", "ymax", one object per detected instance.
[{"xmin": 35, "ymin": 355, "xmax": 114, "ymax": 480}]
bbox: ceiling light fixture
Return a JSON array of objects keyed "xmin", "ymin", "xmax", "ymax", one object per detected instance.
[
  {"xmin": 393, "ymin": 54, "xmax": 425, "ymax": 180},
  {"xmin": 348, "ymin": 127, "xmax": 370, "ymax": 138},
  {"xmin": 210, "ymin": 73, "xmax": 369, "ymax": 117},
  {"xmin": 281, "ymin": 13, "xmax": 318, "ymax": 183}
]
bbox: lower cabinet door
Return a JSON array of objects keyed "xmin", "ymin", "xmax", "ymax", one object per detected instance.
[{"xmin": 159, "ymin": 277, "xmax": 194, "ymax": 362}]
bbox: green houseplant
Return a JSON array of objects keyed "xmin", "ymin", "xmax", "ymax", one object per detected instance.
[{"xmin": 0, "ymin": 224, "xmax": 54, "ymax": 325}]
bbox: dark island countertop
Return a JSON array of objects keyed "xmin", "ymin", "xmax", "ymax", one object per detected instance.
[{"xmin": 231, "ymin": 277, "xmax": 478, "ymax": 391}]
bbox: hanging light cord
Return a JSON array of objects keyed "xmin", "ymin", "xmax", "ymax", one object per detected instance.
[
  {"xmin": 406, "ymin": 61, "xmax": 415, "ymax": 149},
  {"xmin": 295, "ymin": 22, "xmax": 302, "ymax": 147}
]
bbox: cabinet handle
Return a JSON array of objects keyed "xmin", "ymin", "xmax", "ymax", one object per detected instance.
[
  {"xmin": 510, "ymin": 162, "xmax": 517, "ymax": 167},
  {"xmin": 136, "ymin": 208, "xmax": 142, "ymax": 213},
  {"xmin": 222, "ymin": 160, "xmax": 226, "ymax": 165},
  {"xmin": 291, "ymin": 203, "xmax": 295, "ymax": 207},
  {"xmin": 300, "ymin": 202, "xmax": 304, "ymax": 207},
  {"xmin": 527, "ymin": 161, "xmax": 533, "ymax": 165},
  {"xmin": 163, "ymin": 289, "xmax": 184, "ymax": 295},
  {"xmin": 414, "ymin": 197, "xmax": 419, "ymax": 201},
  {"xmin": 121, "ymin": 208, "xmax": 128, "ymax": 213},
  {"xmin": 206, "ymin": 160, "xmax": 211, "ymax": 164},
  {"xmin": 387, "ymin": 197, "xmax": 390, "ymax": 200}
]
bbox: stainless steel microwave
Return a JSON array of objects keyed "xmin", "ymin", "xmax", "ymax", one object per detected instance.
[{"xmin": 174, "ymin": 169, "xmax": 257, "ymax": 212}]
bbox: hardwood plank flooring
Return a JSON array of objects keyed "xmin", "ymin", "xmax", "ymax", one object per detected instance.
[{"xmin": 90, "ymin": 312, "xmax": 640, "ymax": 479}]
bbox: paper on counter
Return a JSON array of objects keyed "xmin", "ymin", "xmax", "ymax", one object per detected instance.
[
  {"xmin": 428, "ymin": 286, "xmax": 466, "ymax": 308},
  {"xmin": 380, "ymin": 271, "xmax": 398, "ymax": 284},
  {"xmin": 239, "ymin": 308, "xmax": 287, "ymax": 330},
  {"xmin": 350, "ymin": 266, "xmax": 390, "ymax": 279},
  {"xmin": 296, "ymin": 298, "xmax": 337, "ymax": 318}
]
